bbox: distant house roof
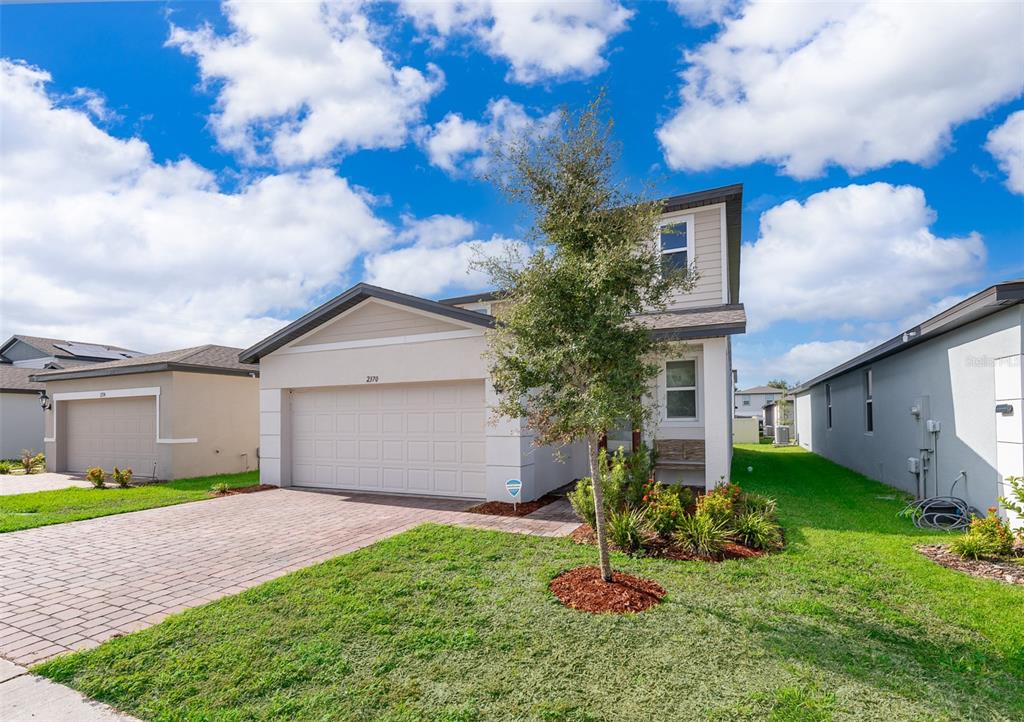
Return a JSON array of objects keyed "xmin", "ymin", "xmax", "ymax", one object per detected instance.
[
  {"xmin": 240, "ymin": 283, "xmax": 496, "ymax": 364},
  {"xmin": 0, "ymin": 335, "xmax": 144, "ymax": 363},
  {"xmin": 737, "ymin": 385, "xmax": 783, "ymax": 395},
  {"xmin": 31, "ymin": 345, "xmax": 258, "ymax": 382},
  {"xmin": 438, "ymin": 184, "xmax": 745, "ymax": 308},
  {"xmin": 792, "ymin": 280, "xmax": 1024, "ymax": 394},
  {"xmin": 0, "ymin": 366, "xmax": 45, "ymax": 394}
]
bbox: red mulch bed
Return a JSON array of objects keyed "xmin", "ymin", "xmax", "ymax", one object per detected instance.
[
  {"xmin": 550, "ymin": 565, "xmax": 666, "ymax": 614},
  {"xmin": 209, "ymin": 484, "xmax": 275, "ymax": 497},
  {"xmin": 466, "ymin": 494, "xmax": 558, "ymax": 517},
  {"xmin": 917, "ymin": 544, "xmax": 1024, "ymax": 585},
  {"xmin": 570, "ymin": 524, "xmax": 769, "ymax": 562}
]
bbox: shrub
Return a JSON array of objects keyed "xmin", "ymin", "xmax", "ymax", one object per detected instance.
[
  {"xmin": 644, "ymin": 481, "xmax": 685, "ymax": 537},
  {"xmin": 739, "ymin": 491, "xmax": 777, "ymax": 519},
  {"xmin": 85, "ymin": 467, "xmax": 106, "ymax": 488},
  {"xmin": 675, "ymin": 511, "xmax": 730, "ymax": 558},
  {"xmin": 999, "ymin": 475, "xmax": 1023, "ymax": 541},
  {"xmin": 606, "ymin": 507, "xmax": 647, "ymax": 554},
  {"xmin": 111, "ymin": 467, "xmax": 133, "ymax": 488},
  {"xmin": 950, "ymin": 508, "xmax": 1015, "ymax": 560},
  {"xmin": 20, "ymin": 449, "xmax": 43, "ymax": 474},
  {"xmin": 733, "ymin": 511, "xmax": 782, "ymax": 550},
  {"xmin": 0, "ymin": 461, "xmax": 12, "ymax": 474},
  {"xmin": 622, "ymin": 443, "xmax": 653, "ymax": 508},
  {"xmin": 697, "ymin": 492, "xmax": 734, "ymax": 527},
  {"xmin": 210, "ymin": 482, "xmax": 230, "ymax": 495},
  {"xmin": 567, "ymin": 447, "xmax": 631, "ymax": 526}
]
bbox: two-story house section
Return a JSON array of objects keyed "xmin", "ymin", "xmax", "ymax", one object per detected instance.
[
  {"xmin": 241, "ymin": 185, "xmax": 746, "ymax": 501},
  {"xmin": 735, "ymin": 386, "xmax": 785, "ymax": 420}
]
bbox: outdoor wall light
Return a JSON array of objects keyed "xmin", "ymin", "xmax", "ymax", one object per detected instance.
[
  {"xmin": 38, "ymin": 390, "xmax": 52, "ymax": 410},
  {"xmin": 995, "ymin": 403, "xmax": 1014, "ymax": 416}
]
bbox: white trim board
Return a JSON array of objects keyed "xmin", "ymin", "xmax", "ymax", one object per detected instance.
[{"xmin": 276, "ymin": 328, "xmax": 482, "ymax": 356}]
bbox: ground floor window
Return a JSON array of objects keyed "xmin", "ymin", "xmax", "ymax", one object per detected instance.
[{"xmin": 666, "ymin": 359, "xmax": 697, "ymax": 419}]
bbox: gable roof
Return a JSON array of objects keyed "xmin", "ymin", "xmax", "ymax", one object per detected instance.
[
  {"xmin": 0, "ymin": 366, "xmax": 45, "ymax": 394},
  {"xmin": 737, "ymin": 385, "xmax": 783, "ymax": 395},
  {"xmin": 792, "ymin": 280, "xmax": 1024, "ymax": 394},
  {"xmin": 31, "ymin": 345, "xmax": 258, "ymax": 382},
  {"xmin": 0, "ymin": 335, "xmax": 143, "ymax": 363},
  {"xmin": 438, "ymin": 183, "xmax": 745, "ymax": 308},
  {"xmin": 239, "ymin": 283, "xmax": 496, "ymax": 364}
]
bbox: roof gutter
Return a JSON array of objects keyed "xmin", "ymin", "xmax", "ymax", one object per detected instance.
[{"xmin": 31, "ymin": 362, "xmax": 259, "ymax": 383}]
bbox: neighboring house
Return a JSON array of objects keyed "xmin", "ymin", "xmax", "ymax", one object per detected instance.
[
  {"xmin": 241, "ymin": 184, "xmax": 746, "ymax": 501},
  {"xmin": 793, "ymin": 281, "xmax": 1023, "ymax": 525},
  {"xmin": 734, "ymin": 385, "xmax": 784, "ymax": 419},
  {"xmin": 32, "ymin": 345, "xmax": 260, "ymax": 480},
  {"xmin": 0, "ymin": 335, "xmax": 145, "ymax": 458}
]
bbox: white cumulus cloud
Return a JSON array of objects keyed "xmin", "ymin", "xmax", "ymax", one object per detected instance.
[
  {"xmin": 658, "ymin": 1, "xmax": 1024, "ymax": 178},
  {"xmin": 986, "ymin": 110, "xmax": 1024, "ymax": 195},
  {"xmin": 740, "ymin": 183, "xmax": 986, "ymax": 331},
  {"xmin": 168, "ymin": 0, "xmax": 443, "ymax": 165},
  {"xmin": 364, "ymin": 215, "xmax": 524, "ymax": 297},
  {"xmin": 0, "ymin": 59, "xmax": 394, "ymax": 352},
  {"xmin": 400, "ymin": 0, "xmax": 632, "ymax": 83},
  {"xmin": 748, "ymin": 339, "xmax": 877, "ymax": 386},
  {"xmin": 419, "ymin": 97, "xmax": 558, "ymax": 175}
]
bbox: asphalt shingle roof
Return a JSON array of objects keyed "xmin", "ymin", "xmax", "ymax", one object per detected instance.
[
  {"xmin": 31, "ymin": 345, "xmax": 258, "ymax": 382},
  {"xmin": 0, "ymin": 366, "xmax": 45, "ymax": 393}
]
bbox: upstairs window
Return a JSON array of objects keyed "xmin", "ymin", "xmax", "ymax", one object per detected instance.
[
  {"xmin": 659, "ymin": 221, "xmax": 689, "ymax": 275},
  {"xmin": 825, "ymin": 383, "xmax": 833, "ymax": 430},
  {"xmin": 742, "ymin": 398, "xmax": 751, "ymax": 406},
  {"xmin": 864, "ymin": 369, "xmax": 874, "ymax": 433},
  {"xmin": 666, "ymin": 359, "xmax": 697, "ymax": 419}
]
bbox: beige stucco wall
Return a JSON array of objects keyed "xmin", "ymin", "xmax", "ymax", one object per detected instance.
[
  {"xmin": 42, "ymin": 371, "xmax": 175, "ymax": 477},
  {"xmin": 167, "ymin": 371, "xmax": 260, "ymax": 479},
  {"xmin": 41, "ymin": 370, "xmax": 258, "ymax": 480},
  {"xmin": 296, "ymin": 299, "xmax": 462, "ymax": 346},
  {"xmin": 733, "ymin": 416, "xmax": 759, "ymax": 444}
]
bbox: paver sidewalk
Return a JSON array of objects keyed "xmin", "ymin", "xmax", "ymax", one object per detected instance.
[
  {"xmin": 0, "ymin": 472, "xmax": 93, "ymax": 496},
  {"xmin": 0, "ymin": 488, "xmax": 579, "ymax": 666}
]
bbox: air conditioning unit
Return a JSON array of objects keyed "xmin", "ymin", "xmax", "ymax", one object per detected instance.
[{"xmin": 774, "ymin": 426, "xmax": 790, "ymax": 445}]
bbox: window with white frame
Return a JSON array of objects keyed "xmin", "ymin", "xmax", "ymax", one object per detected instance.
[
  {"xmin": 659, "ymin": 219, "xmax": 690, "ymax": 275},
  {"xmin": 665, "ymin": 359, "xmax": 697, "ymax": 419},
  {"xmin": 742, "ymin": 398, "xmax": 750, "ymax": 406},
  {"xmin": 864, "ymin": 369, "xmax": 874, "ymax": 433},
  {"xmin": 825, "ymin": 383, "xmax": 833, "ymax": 430}
]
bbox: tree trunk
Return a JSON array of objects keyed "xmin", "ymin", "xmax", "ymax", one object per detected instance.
[{"xmin": 588, "ymin": 435, "xmax": 613, "ymax": 582}]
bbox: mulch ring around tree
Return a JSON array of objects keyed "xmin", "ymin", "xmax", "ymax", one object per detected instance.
[
  {"xmin": 466, "ymin": 494, "xmax": 559, "ymax": 517},
  {"xmin": 209, "ymin": 484, "xmax": 276, "ymax": 497},
  {"xmin": 916, "ymin": 544, "xmax": 1024, "ymax": 585},
  {"xmin": 550, "ymin": 565, "xmax": 666, "ymax": 614},
  {"xmin": 570, "ymin": 524, "xmax": 769, "ymax": 562}
]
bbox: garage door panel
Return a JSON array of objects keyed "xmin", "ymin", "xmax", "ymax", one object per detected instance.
[
  {"xmin": 290, "ymin": 380, "xmax": 485, "ymax": 498},
  {"xmin": 65, "ymin": 397, "xmax": 158, "ymax": 474}
]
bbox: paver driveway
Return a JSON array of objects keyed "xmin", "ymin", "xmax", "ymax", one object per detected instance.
[{"xmin": 0, "ymin": 489, "xmax": 578, "ymax": 666}]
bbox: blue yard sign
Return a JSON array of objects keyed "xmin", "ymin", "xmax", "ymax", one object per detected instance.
[{"xmin": 505, "ymin": 478, "xmax": 522, "ymax": 500}]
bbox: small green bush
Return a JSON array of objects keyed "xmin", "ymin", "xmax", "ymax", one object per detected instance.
[
  {"xmin": 697, "ymin": 491, "xmax": 734, "ymax": 527},
  {"xmin": 998, "ymin": 475, "xmax": 1023, "ymax": 542},
  {"xmin": 210, "ymin": 482, "xmax": 230, "ymax": 495},
  {"xmin": 733, "ymin": 511, "xmax": 782, "ymax": 550},
  {"xmin": 622, "ymin": 442, "xmax": 653, "ymax": 508},
  {"xmin": 606, "ymin": 507, "xmax": 647, "ymax": 554},
  {"xmin": 20, "ymin": 449, "xmax": 44, "ymax": 474},
  {"xmin": 675, "ymin": 511, "xmax": 730, "ymax": 558},
  {"xmin": 567, "ymin": 477, "xmax": 597, "ymax": 527},
  {"xmin": 0, "ymin": 461, "xmax": 12, "ymax": 474},
  {"xmin": 950, "ymin": 509, "xmax": 1015, "ymax": 560},
  {"xmin": 85, "ymin": 467, "xmax": 106, "ymax": 488},
  {"xmin": 739, "ymin": 491, "xmax": 777, "ymax": 519},
  {"xmin": 644, "ymin": 480, "xmax": 685, "ymax": 537},
  {"xmin": 112, "ymin": 467, "xmax": 133, "ymax": 488}
]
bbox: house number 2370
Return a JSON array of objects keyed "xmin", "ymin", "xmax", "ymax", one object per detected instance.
[{"xmin": 366, "ymin": 375, "xmax": 379, "ymax": 383}]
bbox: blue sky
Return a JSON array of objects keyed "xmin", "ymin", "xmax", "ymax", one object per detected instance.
[{"xmin": 1, "ymin": 1, "xmax": 1022, "ymax": 386}]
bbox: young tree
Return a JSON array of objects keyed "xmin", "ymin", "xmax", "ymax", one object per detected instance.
[
  {"xmin": 766, "ymin": 379, "xmax": 790, "ymax": 390},
  {"xmin": 478, "ymin": 97, "xmax": 697, "ymax": 581}
]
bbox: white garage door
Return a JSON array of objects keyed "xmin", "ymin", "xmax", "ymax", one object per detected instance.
[
  {"xmin": 65, "ymin": 396, "xmax": 158, "ymax": 474},
  {"xmin": 290, "ymin": 381, "xmax": 486, "ymax": 498}
]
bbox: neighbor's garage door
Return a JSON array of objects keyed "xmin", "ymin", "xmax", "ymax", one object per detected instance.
[
  {"xmin": 64, "ymin": 396, "xmax": 158, "ymax": 474},
  {"xmin": 290, "ymin": 381, "xmax": 486, "ymax": 498}
]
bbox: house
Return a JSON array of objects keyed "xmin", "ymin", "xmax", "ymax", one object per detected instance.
[
  {"xmin": 241, "ymin": 184, "xmax": 746, "ymax": 502},
  {"xmin": 734, "ymin": 385, "xmax": 784, "ymax": 420},
  {"xmin": 792, "ymin": 281, "xmax": 1023, "ymax": 525},
  {"xmin": 32, "ymin": 345, "xmax": 260, "ymax": 479},
  {"xmin": 0, "ymin": 335, "xmax": 145, "ymax": 459}
]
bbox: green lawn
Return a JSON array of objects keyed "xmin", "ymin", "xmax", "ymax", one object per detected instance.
[
  {"xmin": 35, "ymin": 447, "xmax": 1024, "ymax": 721},
  {"xmin": 0, "ymin": 472, "xmax": 258, "ymax": 533}
]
